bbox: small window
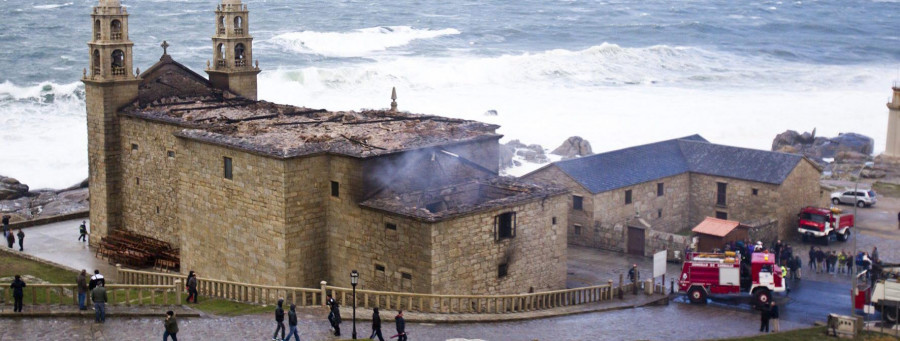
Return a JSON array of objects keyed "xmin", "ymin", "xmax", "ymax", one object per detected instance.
[
  {"xmin": 574, "ymin": 224, "xmax": 582, "ymax": 235},
  {"xmin": 716, "ymin": 182, "xmax": 727, "ymax": 206},
  {"xmin": 572, "ymin": 195, "xmax": 583, "ymax": 211},
  {"xmin": 156, "ymin": 206, "xmax": 160, "ymax": 214},
  {"xmin": 498, "ymin": 263, "xmax": 508, "ymax": 278},
  {"xmin": 375, "ymin": 264, "xmax": 385, "ymax": 272},
  {"xmin": 715, "ymin": 211, "xmax": 728, "ymax": 220},
  {"xmin": 135, "ymin": 177, "xmax": 140, "ymax": 185},
  {"xmin": 625, "ymin": 190, "xmax": 633, "ymax": 205},
  {"xmin": 401, "ymin": 272, "xmax": 412, "ymax": 280},
  {"xmin": 552, "ymin": 217, "xmax": 557, "ymax": 225},
  {"xmin": 223, "ymin": 157, "xmax": 233, "ymax": 179},
  {"xmin": 657, "ymin": 209, "xmax": 662, "ymax": 218},
  {"xmin": 752, "ymin": 188, "xmax": 759, "ymax": 196},
  {"xmin": 131, "ymin": 143, "xmax": 138, "ymax": 151},
  {"xmin": 167, "ymin": 150, "xmax": 175, "ymax": 158},
  {"xmin": 494, "ymin": 212, "xmax": 516, "ymax": 241},
  {"xmin": 330, "ymin": 181, "xmax": 339, "ymax": 197},
  {"xmin": 385, "ymin": 222, "xmax": 397, "ymax": 230},
  {"xmin": 657, "ymin": 183, "xmax": 664, "ymax": 196}
]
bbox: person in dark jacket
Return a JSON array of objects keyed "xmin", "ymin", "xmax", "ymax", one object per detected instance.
[
  {"xmin": 92, "ymin": 281, "xmax": 108, "ymax": 323},
  {"xmin": 759, "ymin": 301, "xmax": 771, "ymax": 332},
  {"xmin": 369, "ymin": 307, "xmax": 384, "ymax": 341},
  {"xmin": 815, "ymin": 248, "xmax": 826, "ymax": 274},
  {"xmin": 11, "ymin": 274, "xmax": 26, "ymax": 313},
  {"xmin": 78, "ymin": 221, "xmax": 88, "ymax": 242},
  {"xmin": 16, "ymin": 228, "xmax": 24, "ymax": 251},
  {"xmin": 77, "ymin": 269, "xmax": 89, "ymax": 310},
  {"xmin": 327, "ymin": 295, "xmax": 342, "ymax": 336},
  {"xmin": 6, "ymin": 230, "xmax": 14, "ymax": 249},
  {"xmin": 770, "ymin": 301, "xmax": 780, "ymax": 332},
  {"xmin": 164, "ymin": 310, "xmax": 179, "ymax": 341},
  {"xmin": 89, "ymin": 269, "xmax": 105, "ymax": 291},
  {"xmin": 273, "ymin": 298, "xmax": 285, "ymax": 341},
  {"xmin": 186, "ymin": 271, "xmax": 198, "ymax": 304},
  {"xmin": 808, "ymin": 247, "xmax": 816, "ymax": 271},
  {"xmin": 284, "ymin": 304, "xmax": 300, "ymax": 341},
  {"xmin": 2, "ymin": 215, "xmax": 9, "ymax": 237},
  {"xmin": 395, "ymin": 310, "xmax": 407, "ymax": 341}
]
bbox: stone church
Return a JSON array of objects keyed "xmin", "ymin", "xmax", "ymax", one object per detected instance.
[{"xmin": 83, "ymin": 0, "xmax": 568, "ymax": 295}]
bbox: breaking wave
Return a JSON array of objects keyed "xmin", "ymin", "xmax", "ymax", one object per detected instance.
[
  {"xmin": 32, "ymin": 2, "xmax": 73, "ymax": 10},
  {"xmin": 268, "ymin": 26, "xmax": 461, "ymax": 57}
]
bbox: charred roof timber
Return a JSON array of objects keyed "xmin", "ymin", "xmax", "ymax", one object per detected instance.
[{"xmin": 121, "ymin": 96, "xmax": 500, "ymax": 159}]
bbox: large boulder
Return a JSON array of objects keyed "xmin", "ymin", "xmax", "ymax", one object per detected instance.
[
  {"xmin": 830, "ymin": 133, "xmax": 874, "ymax": 156},
  {"xmin": 551, "ymin": 136, "xmax": 593, "ymax": 159},
  {"xmin": 0, "ymin": 176, "xmax": 28, "ymax": 200},
  {"xmin": 772, "ymin": 130, "xmax": 874, "ymax": 163}
]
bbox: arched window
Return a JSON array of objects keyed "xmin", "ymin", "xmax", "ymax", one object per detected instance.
[
  {"xmin": 111, "ymin": 49, "xmax": 125, "ymax": 75},
  {"xmin": 218, "ymin": 16, "xmax": 225, "ymax": 34},
  {"xmin": 92, "ymin": 50, "xmax": 101, "ymax": 76},
  {"xmin": 110, "ymin": 20, "xmax": 122, "ymax": 40},
  {"xmin": 233, "ymin": 16, "xmax": 243, "ymax": 34},
  {"xmin": 234, "ymin": 43, "xmax": 246, "ymax": 67},
  {"xmin": 94, "ymin": 20, "xmax": 101, "ymax": 40},
  {"xmin": 217, "ymin": 43, "xmax": 226, "ymax": 67}
]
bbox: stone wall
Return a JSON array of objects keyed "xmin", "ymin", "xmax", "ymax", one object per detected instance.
[
  {"xmin": 646, "ymin": 229, "xmax": 691, "ymax": 259},
  {"xmin": 284, "ymin": 156, "xmax": 329, "ymax": 288},
  {"xmin": 522, "ymin": 166, "xmax": 595, "ymax": 247},
  {"xmin": 773, "ymin": 160, "xmax": 825, "ymax": 239},
  {"xmin": 430, "ymin": 194, "xmax": 568, "ymax": 294},
  {"xmin": 119, "ymin": 117, "xmax": 182, "ymax": 245},
  {"xmin": 591, "ymin": 173, "xmax": 691, "ymax": 234},
  {"xmin": 177, "ymin": 138, "xmax": 288, "ymax": 286},
  {"xmin": 688, "ymin": 174, "xmax": 781, "ymax": 232}
]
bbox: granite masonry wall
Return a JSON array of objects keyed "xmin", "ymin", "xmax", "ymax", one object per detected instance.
[
  {"xmin": 119, "ymin": 117, "xmax": 182, "ymax": 245},
  {"xmin": 283, "ymin": 156, "xmax": 329, "ymax": 288}
]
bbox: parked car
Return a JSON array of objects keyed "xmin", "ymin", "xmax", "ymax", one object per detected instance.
[{"xmin": 831, "ymin": 189, "xmax": 877, "ymax": 208}]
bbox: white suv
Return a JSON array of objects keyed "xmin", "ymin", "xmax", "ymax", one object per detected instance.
[{"xmin": 831, "ymin": 189, "xmax": 877, "ymax": 208}]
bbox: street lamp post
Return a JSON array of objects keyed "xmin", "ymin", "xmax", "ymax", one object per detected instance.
[
  {"xmin": 850, "ymin": 163, "xmax": 867, "ymax": 317},
  {"xmin": 351, "ymin": 270, "xmax": 359, "ymax": 340}
]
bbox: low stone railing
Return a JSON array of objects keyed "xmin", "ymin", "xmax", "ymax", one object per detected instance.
[
  {"xmin": 0, "ymin": 283, "xmax": 182, "ymax": 307},
  {"xmin": 117, "ymin": 267, "xmax": 625, "ymax": 314}
]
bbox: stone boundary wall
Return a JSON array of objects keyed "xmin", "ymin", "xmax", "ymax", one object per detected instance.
[
  {"xmin": 646, "ymin": 230, "xmax": 691, "ymax": 260},
  {"xmin": 7, "ymin": 211, "xmax": 89, "ymax": 230},
  {"xmin": 744, "ymin": 217, "xmax": 779, "ymax": 244}
]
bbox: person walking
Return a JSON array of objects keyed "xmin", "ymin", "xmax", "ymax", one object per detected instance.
[
  {"xmin": 369, "ymin": 307, "xmax": 385, "ymax": 341},
  {"xmin": 284, "ymin": 304, "xmax": 300, "ymax": 341},
  {"xmin": 6, "ymin": 229, "xmax": 14, "ymax": 249},
  {"xmin": 395, "ymin": 310, "xmax": 407, "ymax": 341},
  {"xmin": 770, "ymin": 301, "xmax": 780, "ymax": 332},
  {"xmin": 164, "ymin": 310, "xmax": 179, "ymax": 341},
  {"xmin": 759, "ymin": 301, "xmax": 771, "ymax": 333},
  {"xmin": 186, "ymin": 271, "xmax": 198, "ymax": 304},
  {"xmin": 77, "ymin": 269, "xmax": 89, "ymax": 310},
  {"xmin": 11, "ymin": 274, "xmax": 26, "ymax": 313},
  {"xmin": 273, "ymin": 298, "xmax": 285, "ymax": 341},
  {"xmin": 92, "ymin": 281, "xmax": 107, "ymax": 323},
  {"xmin": 327, "ymin": 295, "xmax": 342, "ymax": 336},
  {"xmin": 16, "ymin": 228, "xmax": 24, "ymax": 251},
  {"xmin": 78, "ymin": 221, "xmax": 88, "ymax": 242}
]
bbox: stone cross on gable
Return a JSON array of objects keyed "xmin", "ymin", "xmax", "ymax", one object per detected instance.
[{"xmin": 161, "ymin": 41, "xmax": 169, "ymax": 55}]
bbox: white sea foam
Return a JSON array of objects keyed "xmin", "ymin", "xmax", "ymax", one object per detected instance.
[
  {"xmin": 268, "ymin": 26, "xmax": 461, "ymax": 57},
  {"xmin": 32, "ymin": 2, "xmax": 73, "ymax": 10}
]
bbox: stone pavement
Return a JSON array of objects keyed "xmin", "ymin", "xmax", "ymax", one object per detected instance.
[
  {"xmin": 0, "ymin": 304, "xmax": 199, "ymax": 318},
  {"xmin": 7, "ymin": 218, "xmax": 119, "ymax": 281}
]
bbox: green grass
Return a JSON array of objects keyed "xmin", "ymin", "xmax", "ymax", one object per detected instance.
[
  {"xmin": 874, "ymin": 182, "xmax": 900, "ymax": 199},
  {"xmin": 0, "ymin": 251, "xmax": 79, "ymax": 283},
  {"xmin": 191, "ymin": 297, "xmax": 273, "ymax": 316},
  {"xmin": 712, "ymin": 327, "xmax": 899, "ymax": 341}
]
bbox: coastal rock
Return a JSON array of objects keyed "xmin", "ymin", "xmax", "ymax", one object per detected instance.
[
  {"xmin": 499, "ymin": 140, "xmax": 549, "ymax": 171},
  {"xmin": 771, "ymin": 130, "xmax": 874, "ymax": 163},
  {"xmin": 516, "ymin": 144, "xmax": 549, "ymax": 163},
  {"xmin": 0, "ymin": 176, "xmax": 29, "ymax": 200},
  {"xmin": 551, "ymin": 136, "xmax": 593, "ymax": 160}
]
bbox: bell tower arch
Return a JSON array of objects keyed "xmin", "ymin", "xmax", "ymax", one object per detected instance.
[
  {"xmin": 206, "ymin": 0, "xmax": 261, "ymax": 100},
  {"xmin": 82, "ymin": 0, "xmax": 141, "ymax": 245}
]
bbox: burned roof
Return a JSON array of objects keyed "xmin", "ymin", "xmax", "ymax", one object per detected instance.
[
  {"xmin": 360, "ymin": 177, "xmax": 568, "ymax": 222},
  {"xmin": 123, "ymin": 55, "xmax": 500, "ymax": 159}
]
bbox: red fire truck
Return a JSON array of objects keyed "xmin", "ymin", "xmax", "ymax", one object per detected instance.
[
  {"xmin": 678, "ymin": 251, "xmax": 786, "ymax": 306},
  {"xmin": 797, "ymin": 206, "xmax": 853, "ymax": 245}
]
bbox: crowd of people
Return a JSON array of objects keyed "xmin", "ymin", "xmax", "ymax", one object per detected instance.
[
  {"xmin": 314, "ymin": 294, "xmax": 407, "ymax": 341},
  {"xmin": 2, "ymin": 215, "xmax": 25, "ymax": 251}
]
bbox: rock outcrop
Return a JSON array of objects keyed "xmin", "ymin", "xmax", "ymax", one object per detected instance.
[
  {"xmin": 772, "ymin": 130, "xmax": 874, "ymax": 163},
  {"xmin": 551, "ymin": 136, "xmax": 593, "ymax": 160},
  {"xmin": 0, "ymin": 176, "xmax": 29, "ymax": 200},
  {"xmin": 0, "ymin": 177, "xmax": 89, "ymax": 223}
]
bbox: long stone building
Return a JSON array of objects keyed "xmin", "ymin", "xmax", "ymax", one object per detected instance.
[
  {"xmin": 524, "ymin": 135, "xmax": 824, "ymax": 256},
  {"xmin": 83, "ymin": 0, "xmax": 568, "ymax": 294}
]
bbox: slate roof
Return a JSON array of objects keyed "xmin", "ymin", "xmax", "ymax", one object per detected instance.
[{"xmin": 549, "ymin": 135, "xmax": 805, "ymax": 194}]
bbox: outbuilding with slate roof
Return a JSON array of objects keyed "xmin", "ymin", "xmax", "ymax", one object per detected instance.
[{"xmin": 524, "ymin": 135, "xmax": 825, "ymax": 256}]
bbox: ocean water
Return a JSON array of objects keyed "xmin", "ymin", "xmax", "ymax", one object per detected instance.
[{"xmin": 0, "ymin": 0, "xmax": 898, "ymax": 188}]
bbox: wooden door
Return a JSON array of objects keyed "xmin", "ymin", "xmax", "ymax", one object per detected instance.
[{"xmin": 627, "ymin": 226, "xmax": 645, "ymax": 256}]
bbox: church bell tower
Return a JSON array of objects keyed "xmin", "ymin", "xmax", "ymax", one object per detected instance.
[
  {"xmin": 82, "ymin": 0, "xmax": 140, "ymax": 245},
  {"xmin": 206, "ymin": 0, "xmax": 261, "ymax": 100}
]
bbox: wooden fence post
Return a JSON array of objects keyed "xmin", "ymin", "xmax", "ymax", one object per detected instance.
[{"xmin": 320, "ymin": 281, "xmax": 327, "ymax": 306}]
